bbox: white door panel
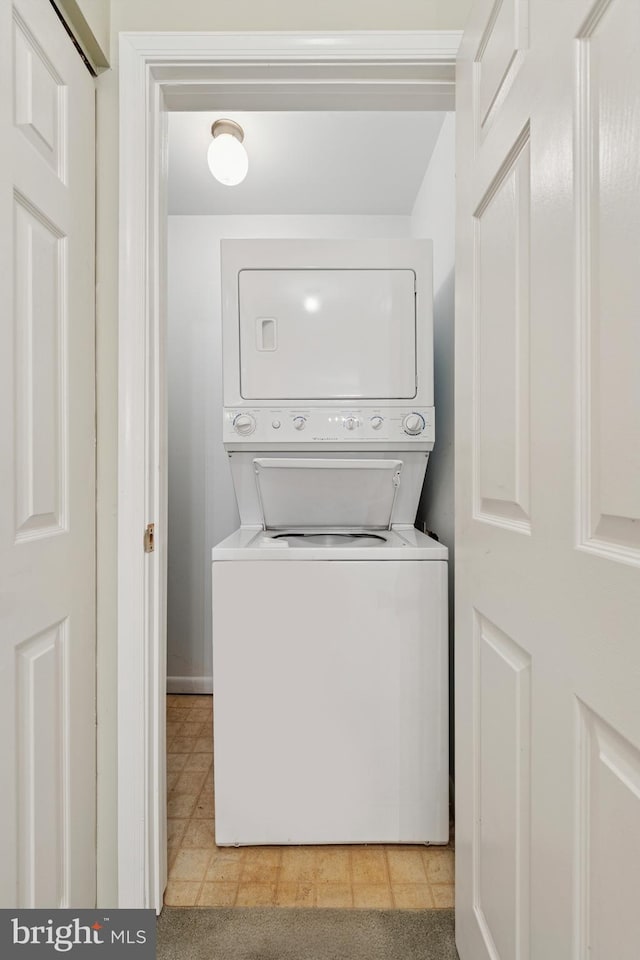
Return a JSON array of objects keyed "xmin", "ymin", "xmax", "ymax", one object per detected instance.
[
  {"xmin": 577, "ymin": 0, "xmax": 640, "ymax": 563},
  {"xmin": 0, "ymin": 0, "xmax": 96, "ymax": 907},
  {"xmin": 457, "ymin": 1, "xmax": 640, "ymax": 958}
]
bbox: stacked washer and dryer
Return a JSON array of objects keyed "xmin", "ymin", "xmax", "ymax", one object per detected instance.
[{"xmin": 212, "ymin": 239, "xmax": 448, "ymax": 846}]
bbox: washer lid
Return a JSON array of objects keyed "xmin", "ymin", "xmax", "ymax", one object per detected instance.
[{"xmin": 253, "ymin": 458, "xmax": 402, "ymax": 530}]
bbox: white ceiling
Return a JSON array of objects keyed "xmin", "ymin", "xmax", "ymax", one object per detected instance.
[{"xmin": 168, "ymin": 111, "xmax": 446, "ymax": 216}]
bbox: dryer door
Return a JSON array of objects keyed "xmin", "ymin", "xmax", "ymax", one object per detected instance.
[{"xmin": 238, "ymin": 269, "xmax": 416, "ymax": 400}]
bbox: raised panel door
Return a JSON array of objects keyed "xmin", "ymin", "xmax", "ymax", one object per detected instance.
[
  {"xmin": 0, "ymin": 0, "xmax": 96, "ymax": 907},
  {"xmin": 456, "ymin": 1, "xmax": 640, "ymax": 957}
]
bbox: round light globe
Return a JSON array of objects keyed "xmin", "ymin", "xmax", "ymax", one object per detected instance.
[{"xmin": 207, "ymin": 133, "xmax": 248, "ymax": 186}]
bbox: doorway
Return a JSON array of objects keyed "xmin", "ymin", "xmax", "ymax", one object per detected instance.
[
  {"xmin": 164, "ymin": 108, "xmax": 456, "ymax": 908},
  {"xmin": 117, "ymin": 31, "xmax": 460, "ymax": 911}
]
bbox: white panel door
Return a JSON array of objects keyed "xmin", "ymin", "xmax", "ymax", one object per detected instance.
[
  {"xmin": 0, "ymin": 0, "xmax": 96, "ymax": 907},
  {"xmin": 456, "ymin": 1, "xmax": 640, "ymax": 958}
]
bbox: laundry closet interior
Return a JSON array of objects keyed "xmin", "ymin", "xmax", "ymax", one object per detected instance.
[{"xmin": 165, "ymin": 106, "xmax": 456, "ymax": 909}]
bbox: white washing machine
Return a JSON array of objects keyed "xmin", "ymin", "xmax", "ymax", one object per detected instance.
[{"xmin": 212, "ymin": 240, "xmax": 448, "ymax": 845}]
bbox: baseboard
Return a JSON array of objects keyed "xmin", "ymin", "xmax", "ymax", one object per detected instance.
[{"xmin": 167, "ymin": 676, "xmax": 213, "ymax": 695}]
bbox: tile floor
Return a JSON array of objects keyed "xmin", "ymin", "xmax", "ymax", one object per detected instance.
[{"xmin": 165, "ymin": 694, "xmax": 455, "ymax": 909}]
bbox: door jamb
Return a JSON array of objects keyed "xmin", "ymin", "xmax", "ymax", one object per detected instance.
[{"xmin": 117, "ymin": 28, "xmax": 461, "ymax": 911}]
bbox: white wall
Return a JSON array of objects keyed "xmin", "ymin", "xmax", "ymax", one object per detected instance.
[
  {"xmin": 412, "ymin": 113, "xmax": 455, "ymax": 551},
  {"xmin": 77, "ymin": 0, "xmax": 110, "ymax": 45},
  {"xmin": 410, "ymin": 113, "xmax": 456, "ymax": 770},
  {"xmin": 167, "ymin": 215, "xmax": 413, "ymax": 690},
  {"xmin": 109, "ymin": 0, "xmax": 471, "ymax": 32}
]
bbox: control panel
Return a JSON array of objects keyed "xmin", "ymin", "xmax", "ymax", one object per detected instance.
[{"xmin": 223, "ymin": 406, "xmax": 435, "ymax": 445}]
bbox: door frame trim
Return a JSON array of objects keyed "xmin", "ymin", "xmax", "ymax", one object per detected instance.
[{"xmin": 117, "ymin": 28, "xmax": 461, "ymax": 911}]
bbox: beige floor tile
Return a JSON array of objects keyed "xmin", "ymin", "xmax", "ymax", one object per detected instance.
[
  {"xmin": 206, "ymin": 854, "xmax": 244, "ymax": 883},
  {"xmin": 240, "ymin": 862, "xmax": 281, "ymax": 883},
  {"xmin": 169, "ymin": 848, "xmax": 213, "ymax": 882},
  {"xmin": 167, "ymin": 818, "xmax": 188, "ymax": 850},
  {"xmin": 244, "ymin": 847, "xmax": 282, "ymax": 865},
  {"xmin": 235, "ymin": 882, "xmax": 277, "ymax": 907},
  {"xmin": 168, "ymin": 736, "xmax": 197, "ymax": 755},
  {"xmin": 352, "ymin": 884, "xmax": 393, "ymax": 909},
  {"xmin": 192, "ymin": 698, "xmax": 213, "ymax": 709},
  {"xmin": 199, "ymin": 775, "xmax": 214, "ymax": 797},
  {"xmin": 167, "ymin": 794, "xmax": 198, "ymax": 819},
  {"xmin": 192, "ymin": 736, "xmax": 213, "ymax": 754},
  {"xmin": 166, "ymin": 721, "xmax": 183, "ymax": 739},
  {"xmin": 294, "ymin": 883, "xmax": 317, "ymax": 907},
  {"xmin": 386, "ymin": 849, "xmax": 428, "ymax": 884},
  {"xmin": 392, "ymin": 883, "xmax": 435, "ymax": 909},
  {"xmin": 351, "ymin": 848, "xmax": 388, "ymax": 885},
  {"xmin": 273, "ymin": 881, "xmax": 300, "ymax": 908},
  {"xmin": 172, "ymin": 770, "xmax": 209, "ymax": 796},
  {"xmin": 314, "ymin": 848, "xmax": 351, "ymax": 884},
  {"xmin": 279, "ymin": 847, "xmax": 319, "ymax": 883},
  {"xmin": 167, "ymin": 699, "xmax": 190, "ymax": 712},
  {"xmin": 192, "ymin": 793, "xmax": 215, "ymax": 819},
  {"xmin": 183, "ymin": 753, "xmax": 213, "ymax": 772},
  {"xmin": 166, "ymin": 771, "xmax": 180, "ymax": 794},
  {"xmin": 316, "ymin": 883, "xmax": 353, "ymax": 908},
  {"xmin": 191, "ymin": 695, "xmax": 213, "ymax": 708},
  {"xmin": 167, "ymin": 707, "xmax": 193, "ymax": 724},
  {"xmin": 167, "ymin": 753, "xmax": 189, "ymax": 773},
  {"xmin": 182, "ymin": 819, "xmax": 216, "ymax": 849},
  {"xmin": 431, "ymin": 883, "xmax": 454, "ymax": 908},
  {"xmin": 190, "ymin": 708, "xmax": 212, "ymax": 723},
  {"xmin": 422, "ymin": 848, "xmax": 454, "ymax": 884},
  {"xmin": 209, "ymin": 844, "xmax": 246, "ymax": 862},
  {"xmin": 179, "ymin": 721, "xmax": 206, "ymax": 739},
  {"xmin": 164, "ymin": 880, "xmax": 202, "ymax": 906},
  {"xmin": 241, "ymin": 848, "xmax": 282, "ymax": 883},
  {"xmin": 198, "ymin": 881, "xmax": 238, "ymax": 907},
  {"xmin": 240, "ymin": 860, "xmax": 280, "ymax": 884}
]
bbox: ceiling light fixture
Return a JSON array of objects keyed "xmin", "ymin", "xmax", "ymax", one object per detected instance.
[{"xmin": 207, "ymin": 119, "xmax": 248, "ymax": 186}]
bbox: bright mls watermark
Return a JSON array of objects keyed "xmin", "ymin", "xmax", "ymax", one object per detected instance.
[{"xmin": 0, "ymin": 910, "xmax": 155, "ymax": 958}]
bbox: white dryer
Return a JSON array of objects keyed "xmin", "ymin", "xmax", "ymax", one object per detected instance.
[{"xmin": 212, "ymin": 239, "xmax": 448, "ymax": 845}]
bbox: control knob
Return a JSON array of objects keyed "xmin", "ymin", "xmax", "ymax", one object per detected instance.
[
  {"xmin": 402, "ymin": 412, "xmax": 425, "ymax": 436},
  {"xmin": 344, "ymin": 417, "xmax": 360, "ymax": 431},
  {"xmin": 370, "ymin": 416, "xmax": 384, "ymax": 430},
  {"xmin": 293, "ymin": 416, "xmax": 307, "ymax": 431},
  {"xmin": 233, "ymin": 413, "xmax": 256, "ymax": 436}
]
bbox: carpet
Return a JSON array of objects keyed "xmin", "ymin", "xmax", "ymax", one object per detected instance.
[{"xmin": 157, "ymin": 907, "xmax": 458, "ymax": 960}]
